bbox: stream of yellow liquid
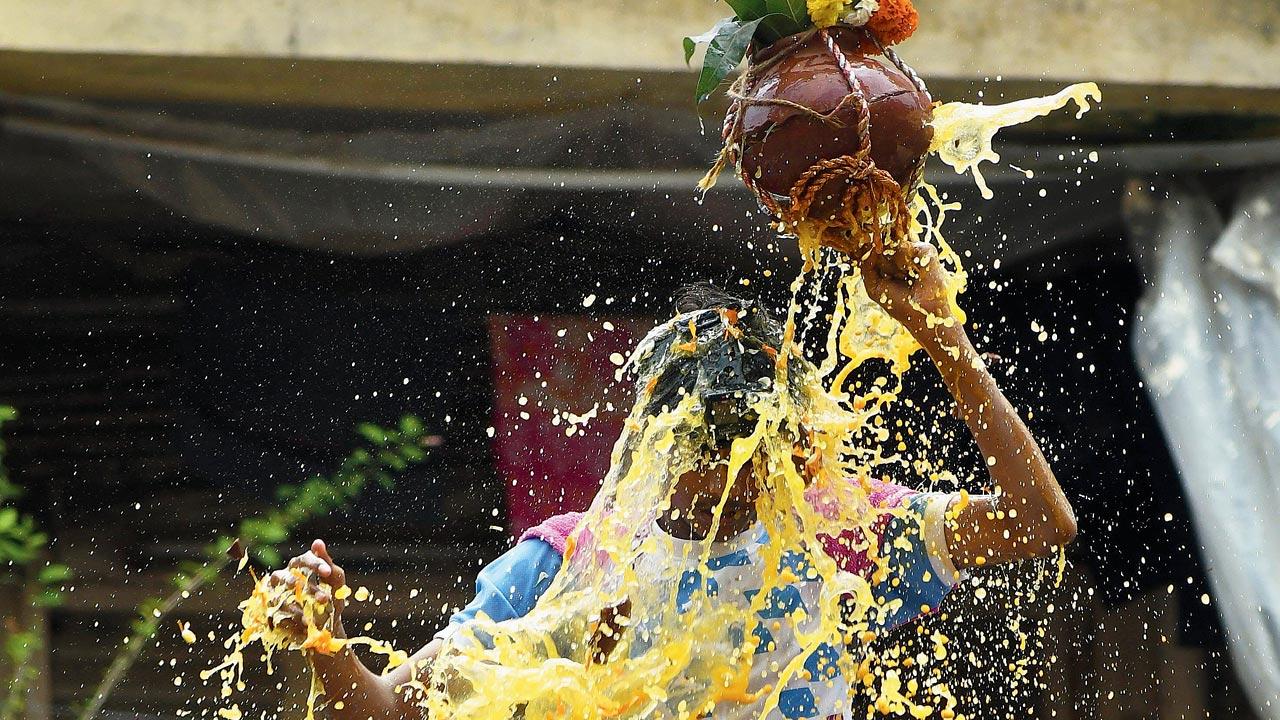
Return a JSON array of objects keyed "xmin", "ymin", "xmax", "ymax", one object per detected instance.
[{"xmin": 204, "ymin": 81, "xmax": 1098, "ymax": 720}]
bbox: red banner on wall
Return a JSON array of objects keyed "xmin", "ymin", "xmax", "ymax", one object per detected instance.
[{"xmin": 487, "ymin": 314, "xmax": 654, "ymax": 538}]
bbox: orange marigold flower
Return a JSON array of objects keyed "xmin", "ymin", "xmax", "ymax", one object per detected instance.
[{"xmin": 867, "ymin": 0, "xmax": 918, "ymax": 46}]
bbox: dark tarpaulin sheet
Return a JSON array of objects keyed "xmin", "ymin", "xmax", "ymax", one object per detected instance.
[{"xmin": 0, "ymin": 92, "xmax": 1126, "ymax": 261}]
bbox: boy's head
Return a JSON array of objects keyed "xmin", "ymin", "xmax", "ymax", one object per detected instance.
[
  {"xmin": 633, "ymin": 282, "xmax": 788, "ymax": 438},
  {"xmin": 627, "ymin": 283, "xmax": 801, "ymax": 539}
]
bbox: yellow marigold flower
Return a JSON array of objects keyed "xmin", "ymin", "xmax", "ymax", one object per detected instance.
[{"xmin": 807, "ymin": 0, "xmax": 851, "ymax": 28}]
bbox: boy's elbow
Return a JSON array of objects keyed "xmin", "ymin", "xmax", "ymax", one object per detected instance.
[
  {"xmin": 1053, "ymin": 515, "xmax": 1078, "ymax": 548},
  {"xmin": 1017, "ymin": 521, "xmax": 1075, "ymax": 562},
  {"xmin": 1045, "ymin": 505, "xmax": 1078, "ymax": 549},
  {"xmin": 1020, "ymin": 505, "xmax": 1076, "ymax": 559}
]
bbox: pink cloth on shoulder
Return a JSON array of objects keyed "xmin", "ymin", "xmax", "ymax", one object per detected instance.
[
  {"xmin": 518, "ymin": 511, "xmax": 585, "ymax": 555},
  {"xmin": 865, "ymin": 479, "xmax": 917, "ymax": 509}
]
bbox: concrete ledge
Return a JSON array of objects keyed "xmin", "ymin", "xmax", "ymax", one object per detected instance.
[
  {"xmin": 1, "ymin": 1, "xmax": 1277, "ymax": 91},
  {"xmin": 3, "ymin": 50, "xmax": 1279, "ymax": 126}
]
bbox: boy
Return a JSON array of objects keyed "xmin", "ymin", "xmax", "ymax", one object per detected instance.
[{"xmin": 269, "ymin": 243, "xmax": 1076, "ymax": 720}]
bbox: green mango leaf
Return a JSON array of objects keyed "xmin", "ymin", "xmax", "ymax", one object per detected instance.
[
  {"xmin": 263, "ymin": 523, "xmax": 288, "ymax": 544},
  {"xmin": 377, "ymin": 450, "xmax": 407, "ymax": 472},
  {"xmin": 6, "ymin": 631, "xmax": 35, "ymax": 662},
  {"xmin": 399, "ymin": 444, "xmax": 427, "ymax": 462},
  {"xmin": 239, "ymin": 517, "xmax": 287, "ymax": 545},
  {"xmin": 0, "ymin": 480, "xmax": 21, "ymax": 503},
  {"xmin": 694, "ymin": 17, "xmax": 766, "ymax": 103},
  {"xmin": 757, "ymin": 0, "xmax": 812, "ymax": 44},
  {"xmin": 0, "ymin": 539, "xmax": 32, "ymax": 563},
  {"xmin": 205, "ymin": 538, "xmax": 234, "ymax": 562},
  {"xmin": 766, "ymin": 0, "xmax": 807, "ymax": 25},
  {"xmin": 130, "ymin": 617, "xmax": 158, "ymax": 638},
  {"xmin": 724, "ymin": 0, "xmax": 769, "ymax": 21},
  {"xmin": 255, "ymin": 546, "xmax": 283, "ymax": 567},
  {"xmin": 684, "ymin": 17, "xmax": 736, "ymax": 66}
]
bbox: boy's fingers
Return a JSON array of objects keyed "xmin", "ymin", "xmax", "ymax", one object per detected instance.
[
  {"xmin": 272, "ymin": 613, "xmax": 306, "ymax": 640},
  {"xmin": 311, "ymin": 540, "xmax": 346, "ymax": 588},
  {"xmin": 313, "ymin": 539, "xmax": 334, "ymax": 566},
  {"xmin": 288, "ymin": 552, "xmax": 322, "ymax": 571},
  {"xmin": 312, "ymin": 556, "xmax": 333, "ymax": 578},
  {"xmin": 289, "ymin": 551, "xmax": 331, "ymax": 578}
]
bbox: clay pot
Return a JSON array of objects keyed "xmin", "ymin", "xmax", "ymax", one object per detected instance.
[{"xmin": 735, "ymin": 26, "xmax": 933, "ymax": 215}]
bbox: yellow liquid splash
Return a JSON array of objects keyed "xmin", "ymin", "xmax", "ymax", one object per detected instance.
[
  {"xmin": 930, "ymin": 82, "xmax": 1102, "ymax": 199},
  {"xmin": 420, "ymin": 367, "xmax": 929, "ymax": 720}
]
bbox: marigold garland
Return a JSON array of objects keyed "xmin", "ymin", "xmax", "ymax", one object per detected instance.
[{"xmin": 805, "ymin": 0, "xmax": 918, "ymax": 52}]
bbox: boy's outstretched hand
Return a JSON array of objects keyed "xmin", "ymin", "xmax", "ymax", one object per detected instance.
[
  {"xmin": 262, "ymin": 541, "xmax": 438, "ymax": 720},
  {"xmin": 266, "ymin": 539, "xmax": 348, "ymax": 643}
]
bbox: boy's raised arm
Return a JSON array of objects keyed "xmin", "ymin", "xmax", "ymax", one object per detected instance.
[{"xmin": 861, "ymin": 244, "xmax": 1078, "ymax": 568}]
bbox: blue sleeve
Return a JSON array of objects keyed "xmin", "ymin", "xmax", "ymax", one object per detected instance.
[
  {"xmin": 437, "ymin": 538, "xmax": 563, "ymax": 638},
  {"xmin": 871, "ymin": 494, "xmax": 959, "ymax": 632}
]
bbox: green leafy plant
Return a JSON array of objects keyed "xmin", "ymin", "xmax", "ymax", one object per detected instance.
[
  {"xmin": 77, "ymin": 415, "xmax": 436, "ymax": 720},
  {"xmin": 0, "ymin": 407, "xmax": 73, "ymax": 720},
  {"xmin": 684, "ymin": 0, "xmax": 814, "ymax": 102}
]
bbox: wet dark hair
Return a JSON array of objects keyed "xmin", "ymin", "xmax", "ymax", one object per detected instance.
[
  {"xmin": 672, "ymin": 282, "xmax": 746, "ymax": 314},
  {"xmin": 637, "ymin": 283, "xmax": 787, "ymax": 420},
  {"xmin": 671, "ymin": 282, "xmax": 783, "ymax": 347}
]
